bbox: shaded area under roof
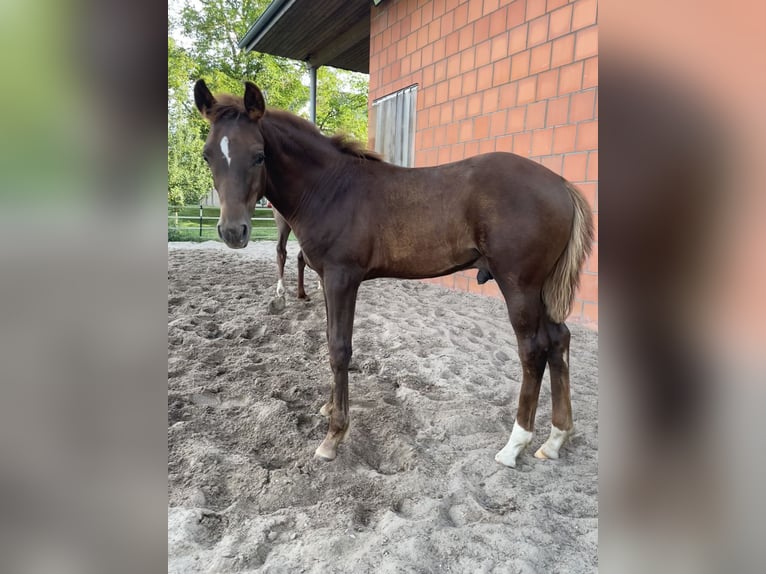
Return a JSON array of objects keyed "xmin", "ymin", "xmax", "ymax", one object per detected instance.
[{"xmin": 238, "ymin": 0, "xmax": 372, "ymax": 74}]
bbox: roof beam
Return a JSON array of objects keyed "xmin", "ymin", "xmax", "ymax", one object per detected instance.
[{"xmin": 306, "ymin": 17, "xmax": 369, "ymax": 69}]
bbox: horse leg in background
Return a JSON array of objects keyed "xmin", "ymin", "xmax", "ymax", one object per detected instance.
[
  {"xmin": 494, "ymin": 283, "xmax": 550, "ymax": 468},
  {"xmin": 297, "ymin": 250, "xmax": 308, "ymax": 300},
  {"xmin": 274, "ymin": 210, "xmax": 290, "ymax": 297},
  {"xmin": 314, "ymin": 269, "xmax": 361, "ymax": 461},
  {"xmin": 535, "ymin": 320, "xmax": 574, "ymax": 460}
]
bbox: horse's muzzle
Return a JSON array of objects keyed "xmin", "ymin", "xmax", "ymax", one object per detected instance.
[{"xmin": 218, "ymin": 222, "xmax": 250, "ymax": 248}]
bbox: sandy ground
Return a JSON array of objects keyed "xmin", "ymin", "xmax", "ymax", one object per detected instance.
[{"xmin": 168, "ymin": 242, "xmax": 598, "ymax": 573}]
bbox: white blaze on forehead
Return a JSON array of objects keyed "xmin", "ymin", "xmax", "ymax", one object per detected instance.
[{"xmin": 220, "ymin": 136, "xmax": 231, "ymax": 166}]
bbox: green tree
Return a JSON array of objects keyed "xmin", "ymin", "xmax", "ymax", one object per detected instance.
[{"xmin": 316, "ymin": 67, "xmax": 369, "ymax": 143}]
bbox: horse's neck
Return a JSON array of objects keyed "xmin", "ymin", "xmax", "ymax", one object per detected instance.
[{"xmin": 263, "ymin": 119, "xmax": 337, "ymax": 220}]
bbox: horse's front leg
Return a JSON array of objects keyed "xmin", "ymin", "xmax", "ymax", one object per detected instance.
[{"xmin": 314, "ymin": 269, "xmax": 361, "ymax": 461}]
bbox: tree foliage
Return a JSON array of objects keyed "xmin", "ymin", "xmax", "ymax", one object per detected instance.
[{"xmin": 168, "ymin": 0, "xmax": 370, "ymax": 205}]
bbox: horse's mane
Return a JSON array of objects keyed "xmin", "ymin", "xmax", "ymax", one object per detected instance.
[{"xmin": 207, "ymin": 95, "xmax": 381, "ymax": 161}]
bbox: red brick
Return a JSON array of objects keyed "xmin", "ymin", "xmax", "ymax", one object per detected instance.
[
  {"xmin": 422, "ymin": 86, "xmax": 435, "ymax": 108},
  {"xmin": 513, "ymin": 132, "xmax": 532, "ymax": 156},
  {"xmin": 587, "ymin": 242, "xmax": 598, "ymax": 273},
  {"xmin": 406, "ymin": 32, "xmax": 418, "ymax": 53},
  {"xmin": 433, "ymin": 0, "xmax": 446, "ymax": 18},
  {"xmin": 467, "ymin": 93, "xmax": 483, "ymax": 116},
  {"xmin": 475, "ymin": 14, "xmax": 491, "ymax": 42},
  {"xmin": 434, "ymin": 59, "xmax": 447, "ymax": 82},
  {"xmin": 460, "ymin": 47, "xmax": 476, "ymax": 72},
  {"xmin": 427, "ymin": 105, "xmax": 439, "ymax": 126},
  {"xmin": 549, "ymin": 5, "xmax": 572, "ymax": 39},
  {"xmin": 530, "ymin": 43, "xmax": 552, "ymax": 74},
  {"xmin": 411, "ymin": 7, "xmax": 422, "ymax": 30},
  {"xmin": 445, "ymin": 122, "xmax": 459, "ymax": 145},
  {"xmin": 474, "ymin": 115, "xmax": 491, "ymax": 139},
  {"xmin": 448, "ymin": 76, "xmax": 462, "ymax": 99},
  {"xmin": 540, "ymin": 154, "xmax": 563, "ymax": 174},
  {"xmin": 489, "ymin": 6, "xmax": 507, "ymax": 37},
  {"xmin": 507, "ymin": 0, "xmax": 526, "ymax": 27},
  {"xmin": 417, "ymin": 26, "xmax": 429, "ymax": 49},
  {"xmin": 531, "ymin": 128, "xmax": 553, "ymax": 156},
  {"xmin": 420, "ymin": 46, "xmax": 432, "ymax": 69},
  {"xmin": 563, "ymin": 152, "xmax": 588, "ymax": 181},
  {"xmin": 453, "ymin": 96, "xmax": 468, "ymax": 120},
  {"xmin": 574, "ymin": 26, "xmax": 598, "ymax": 60},
  {"xmin": 450, "ymin": 143, "xmax": 466, "ymax": 161},
  {"xmin": 401, "ymin": 56, "xmax": 411, "ymax": 76},
  {"xmin": 465, "ymin": 141, "xmax": 481, "ymax": 156},
  {"xmin": 552, "ymin": 124, "xmax": 577, "ymax": 153},
  {"xmin": 428, "ymin": 19, "xmax": 442, "ymax": 43},
  {"xmin": 422, "ymin": 127, "xmax": 435, "ymax": 148},
  {"xmin": 526, "ymin": 0, "xmax": 546, "ymax": 21},
  {"xmin": 572, "ymin": 0, "xmax": 598, "ymax": 31},
  {"xmin": 461, "ymin": 70, "xmax": 478, "ymax": 96},
  {"xmin": 422, "ymin": 2, "xmax": 434, "ymax": 24},
  {"xmin": 439, "ymin": 10, "xmax": 457, "ymax": 38},
  {"xmin": 459, "ymin": 24, "xmax": 474, "ymax": 51},
  {"xmin": 558, "ymin": 61, "xmax": 583, "ymax": 93},
  {"xmin": 468, "ymin": 0, "xmax": 484, "ymax": 22},
  {"xmin": 570, "ymin": 89, "xmax": 596, "ymax": 122},
  {"xmin": 498, "ymin": 83, "xmax": 517, "ymax": 107},
  {"xmin": 477, "ymin": 64, "xmax": 494, "ymax": 89},
  {"xmin": 517, "ymin": 76, "xmax": 537, "ymax": 104},
  {"xmin": 447, "ymin": 53, "xmax": 461, "ymax": 77},
  {"xmin": 587, "ymin": 150, "xmax": 598, "ymax": 181},
  {"xmin": 583, "ymin": 56, "xmax": 598, "ymax": 88},
  {"xmin": 482, "ymin": 87, "xmax": 500, "ymax": 113},
  {"xmin": 445, "ymin": 30, "xmax": 460, "ymax": 55},
  {"xmin": 546, "ymin": 0, "xmax": 568, "ymax": 11},
  {"xmin": 578, "ymin": 273, "xmax": 598, "ymax": 302},
  {"xmin": 509, "ymin": 23, "xmax": 528, "ymax": 54},
  {"xmin": 575, "ymin": 120, "xmax": 598, "ymax": 150},
  {"xmin": 489, "ymin": 110, "xmax": 508, "ymax": 136},
  {"xmin": 459, "ymin": 119, "xmax": 473, "ymax": 141},
  {"xmin": 491, "ymin": 33, "xmax": 509, "ymax": 61},
  {"xmin": 528, "ymin": 15, "xmax": 549, "ymax": 47},
  {"xmin": 475, "ymin": 39, "xmax": 492, "ymax": 66},
  {"xmin": 582, "ymin": 301, "xmax": 598, "ymax": 324},
  {"xmin": 546, "ymin": 95, "xmax": 569, "ymax": 126},
  {"xmin": 536, "ymin": 69, "xmax": 559, "ymax": 100},
  {"xmin": 489, "ymin": 110, "xmax": 506, "ymax": 138},
  {"xmin": 496, "ymin": 135, "xmax": 514, "ymax": 152},
  {"xmin": 483, "ymin": 281, "xmax": 503, "ymax": 300},
  {"xmin": 483, "ymin": 0, "xmax": 500, "ymax": 15},
  {"xmin": 438, "ymin": 146, "xmax": 451, "ymax": 165},
  {"xmin": 439, "ymin": 102, "xmax": 454, "ymax": 124},
  {"xmin": 506, "ymin": 107, "xmax": 525, "ymax": 132},
  {"xmin": 510, "ymin": 50, "xmax": 530, "ymax": 80},
  {"xmin": 436, "ymin": 81, "xmax": 449, "ymax": 103},
  {"xmin": 525, "ymin": 101, "xmax": 546, "ymax": 130},
  {"xmin": 468, "ymin": 275, "xmax": 483, "ymax": 294},
  {"xmin": 454, "ymin": 3, "xmax": 469, "ymax": 28},
  {"xmin": 493, "ymin": 58, "xmax": 511, "ymax": 85},
  {"xmin": 578, "ymin": 182, "xmax": 597, "ymax": 207},
  {"xmin": 551, "ymin": 34, "xmax": 575, "ymax": 67}
]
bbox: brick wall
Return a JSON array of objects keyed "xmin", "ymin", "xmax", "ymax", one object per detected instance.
[{"xmin": 369, "ymin": 0, "xmax": 598, "ymax": 325}]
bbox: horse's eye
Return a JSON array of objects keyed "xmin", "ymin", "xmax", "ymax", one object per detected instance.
[{"xmin": 253, "ymin": 152, "xmax": 265, "ymax": 166}]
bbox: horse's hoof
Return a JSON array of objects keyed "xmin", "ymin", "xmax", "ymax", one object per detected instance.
[
  {"xmin": 314, "ymin": 440, "xmax": 337, "ymax": 461},
  {"xmin": 494, "ymin": 451, "xmax": 518, "ymax": 468},
  {"xmin": 319, "ymin": 402, "xmax": 333, "ymax": 417},
  {"xmin": 534, "ymin": 425, "xmax": 572, "ymax": 461}
]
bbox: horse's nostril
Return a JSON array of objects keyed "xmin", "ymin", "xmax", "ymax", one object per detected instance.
[
  {"xmin": 241, "ymin": 224, "xmax": 248, "ymax": 241},
  {"xmin": 217, "ymin": 224, "xmax": 222, "ymax": 240}
]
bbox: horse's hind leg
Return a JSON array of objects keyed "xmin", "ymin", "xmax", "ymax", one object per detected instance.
[
  {"xmin": 274, "ymin": 210, "xmax": 290, "ymax": 296},
  {"xmin": 297, "ymin": 250, "xmax": 309, "ymax": 300},
  {"xmin": 535, "ymin": 320, "xmax": 574, "ymax": 460},
  {"xmin": 494, "ymin": 284, "xmax": 550, "ymax": 468}
]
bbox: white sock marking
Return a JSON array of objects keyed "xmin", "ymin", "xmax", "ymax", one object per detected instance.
[
  {"xmin": 220, "ymin": 136, "xmax": 231, "ymax": 166},
  {"xmin": 495, "ymin": 420, "xmax": 533, "ymax": 468},
  {"xmin": 276, "ymin": 279, "xmax": 285, "ymax": 297},
  {"xmin": 535, "ymin": 424, "xmax": 572, "ymax": 460}
]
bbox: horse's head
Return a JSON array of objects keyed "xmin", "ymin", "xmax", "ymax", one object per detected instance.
[{"xmin": 194, "ymin": 79, "xmax": 267, "ymax": 249}]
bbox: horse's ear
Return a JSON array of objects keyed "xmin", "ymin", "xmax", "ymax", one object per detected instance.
[
  {"xmin": 194, "ymin": 79, "xmax": 216, "ymax": 120},
  {"xmin": 244, "ymin": 82, "xmax": 265, "ymax": 121}
]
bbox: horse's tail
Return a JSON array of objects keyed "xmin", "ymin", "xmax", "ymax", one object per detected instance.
[{"xmin": 541, "ymin": 181, "xmax": 594, "ymax": 323}]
